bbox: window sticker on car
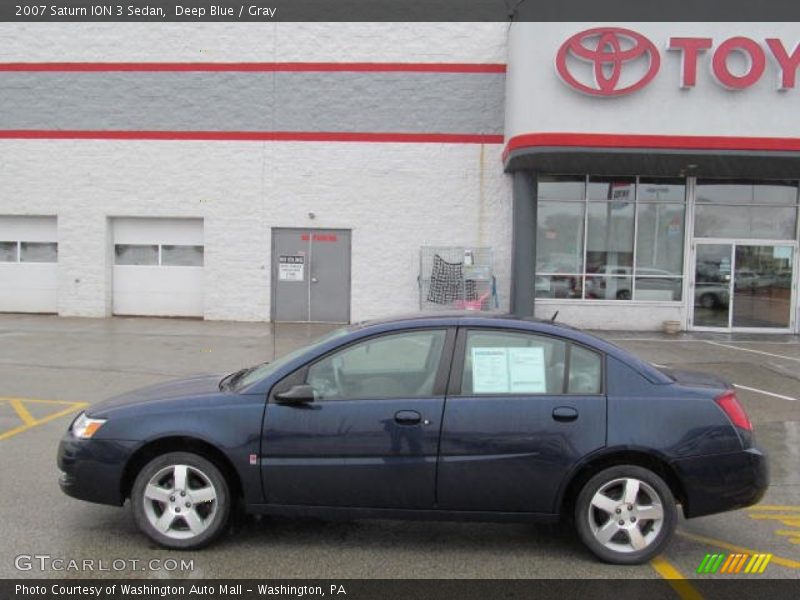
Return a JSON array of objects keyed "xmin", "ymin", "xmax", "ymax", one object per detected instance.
[
  {"xmin": 508, "ymin": 347, "xmax": 547, "ymax": 393},
  {"xmin": 471, "ymin": 348, "xmax": 508, "ymax": 393},
  {"xmin": 471, "ymin": 347, "xmax": 546, "ymax": 394}
]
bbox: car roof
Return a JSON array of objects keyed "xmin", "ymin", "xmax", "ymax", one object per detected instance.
[
  {"xmin": 354, "ymin": 311, "xmax": 558, "ymax": 325},
  {"xmin": 346, "ymin": 312, "xmax": 671, "ymax": 385},
  {"xmin": 350, "ymin": 312, "xmax": 581, "ymax": 332}
]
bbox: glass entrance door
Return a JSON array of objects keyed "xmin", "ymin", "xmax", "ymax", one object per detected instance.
[
  {"xmin": 732, "ymin": 245, "xmax": 794, "ymax": 329},
  {"xmin": 693, "ymin": 244, "xmax": 733, "ymax": 328},
  {"xmin": 692, "ymin": 242, "xmax": 795, "ymax": 331}
]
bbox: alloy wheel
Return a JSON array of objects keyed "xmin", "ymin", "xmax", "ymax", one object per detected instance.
[
  {"xmin": 142, "ymin": 464, "xmax": 218, "ymax": 540},
  {"xmin": 587, "ymin": 477, "xmax": 664, "ymax": 553}
]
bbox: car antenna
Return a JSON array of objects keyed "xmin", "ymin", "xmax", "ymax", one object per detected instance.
[{"xmin": 550, "ymin": 311, "xmax": 559, "ymax": 322}]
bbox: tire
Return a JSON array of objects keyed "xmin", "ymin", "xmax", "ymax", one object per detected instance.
[
  {"xmin": 131, "ymin": 451, "xmax": 231, "ymax": 550},
  {"xmin": 699, "ymin": 293, "xmax": 717, "ymax": 309},
  {"xmin": 616, "ymin": 289, "xmax": 631, "ymax": 300},
  {"xmin": 574, "ymin": 465, "xmax": 677, "ymax": 565}
]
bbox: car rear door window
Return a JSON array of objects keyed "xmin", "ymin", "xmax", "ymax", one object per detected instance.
[
  {"xmin": 568, "ymin": 345, "xmax": 603, "ymax": 394},
  {"xmin": 461, "ymin": 331, "xmax": 567, "ymax": 395},
  {"xmin": 307, "ymin": 330, "xmax": 447, "ymax": 400}
]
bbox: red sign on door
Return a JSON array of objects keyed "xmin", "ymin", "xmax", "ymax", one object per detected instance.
[{"xmin": 301, "ymin": 233, "xmax": 338, "ymax": 242}]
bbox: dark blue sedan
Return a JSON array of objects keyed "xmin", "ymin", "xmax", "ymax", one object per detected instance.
[{"xmin": 58, "ymin": 314, "xmax": 767, "ymax": 564}]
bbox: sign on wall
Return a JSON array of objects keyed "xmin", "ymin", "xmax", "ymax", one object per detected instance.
[
  {"xmin": 505, "ymin": 23, "xmax": 800, "ymax": 148},
  {"xmin": 278, "ymin": 255, "xmax": 305, "ymax": 281},
  {"xmin": 555, "ymin": 26, "xmax": 800, "ymax": 96}
]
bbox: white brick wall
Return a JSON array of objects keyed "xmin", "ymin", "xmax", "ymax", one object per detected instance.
[
  {"xmin": 0, "ymin": 23, "xmax": 508, "ymax": 62},
  {"xmin": 0, "ymin": 23, "xmax": 513, "ymax": 322},
  {"xmin": 0, "ymin": 139, "xmax": 512, "ymax": 321}
]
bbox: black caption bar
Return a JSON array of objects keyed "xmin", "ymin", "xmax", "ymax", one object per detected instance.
[
  {"xmin": 2, "ymin": 0, "xmax": 800, "ymax": 21},
  {"xmin": 4, "ymin": 579, "xmax": 800, "ymax": 600}
]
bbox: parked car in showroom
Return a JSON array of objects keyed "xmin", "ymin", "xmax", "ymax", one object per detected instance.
[
  {"xmin": 583, "ymin": 266, "xmax": 681, "ymax": 301},
  {"xmin": 58, "ymin": 314, "xmax": 767, "ymax": 564}
]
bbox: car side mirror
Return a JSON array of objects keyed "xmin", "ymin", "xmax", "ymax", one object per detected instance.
[{"xmin": 274, "ymin": 384, "xmax": 316, "ymax": 405}]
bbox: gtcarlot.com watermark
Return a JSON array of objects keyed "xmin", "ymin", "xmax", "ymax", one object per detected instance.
[{"xmin": 15, "ymin": 554, "xmax": 194, "ymax": 572}]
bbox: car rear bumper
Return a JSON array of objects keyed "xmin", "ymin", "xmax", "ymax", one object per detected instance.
[
  {"xmin": 673, "ymin": 446, "xmax": 768, "ymax": 518},
  {"xmin": 57, "ymin": 435, "xmax": 136, "ymax": 506}
]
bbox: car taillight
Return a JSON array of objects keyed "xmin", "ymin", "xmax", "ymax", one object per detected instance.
[{"xmin": 715, "ymin": 390, "xmax": 752, "ymax": 431}]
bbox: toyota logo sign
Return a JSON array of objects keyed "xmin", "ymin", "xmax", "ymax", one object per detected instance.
[
  {"xmin": 555, "ymin": 27, "xmax": 800, "ymax": 96},
  {"xmin": 556, "ymin": 27, "xmax": 660, "ymax": 97}
]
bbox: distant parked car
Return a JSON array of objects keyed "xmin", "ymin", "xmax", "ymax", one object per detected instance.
[
  {"xmin": 58, "ymin": 314, "xmax": 767, "ymax": 564},
  {"xmin": 584, "ymin": 267, "xmax": 681, "ymax": 301},
  {"xmin": 694, "ymin": 283, "xmax": 730, "ymax": 309}
]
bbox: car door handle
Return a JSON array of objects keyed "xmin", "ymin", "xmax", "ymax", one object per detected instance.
[
  {"xmin": 394, "ymin": 410, "xmax": 422, "ymax": 425},
  {"xmin": 552, "ymin": 406, "xmax": 579, "ymax": 422}
]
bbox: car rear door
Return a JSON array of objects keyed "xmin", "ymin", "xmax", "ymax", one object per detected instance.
[
  {"xmin": 436, "ymin": 327, "xmax": 607, "ymax": 514},
  {"xmin": 261, "ymin": 327, "xmax": 455, "ymax": 509}
]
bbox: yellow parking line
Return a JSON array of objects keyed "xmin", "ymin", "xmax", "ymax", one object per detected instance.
[
  {"xmin": 746, "ymin": 505, "xmax": 800, "ymax": 511},
  {"xmin": 9, "ymin": 398, "xmax": 37, "ymax": 426},
  {"xmin": 0, "ymin": 396, "xmax": 87, "ymax": 405},
  {"xmin": 0, "ymin": 400, "xmax": 88, "ymax": 441},
  {"xmin": 677, "ymin": 531, "xmax": 800, "ymax": 570},
  {"xmin": 650, "ymin": 556, "xmax": 704, "ymax": 600}
]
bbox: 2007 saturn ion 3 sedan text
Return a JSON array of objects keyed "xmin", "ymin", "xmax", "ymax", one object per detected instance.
[{"xmin": 58, "ymin": 314, "xmax": 768, "ymax": 564}]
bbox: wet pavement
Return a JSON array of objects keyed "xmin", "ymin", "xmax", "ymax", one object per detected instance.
[{"xmin": 0, "ymin": 314, "xmax": 797, "ymax": 582}]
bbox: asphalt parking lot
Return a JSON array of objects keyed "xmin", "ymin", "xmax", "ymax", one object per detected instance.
[{"xmin": 0, "ymin": 314, "xmax": 798, "ymax": 586}]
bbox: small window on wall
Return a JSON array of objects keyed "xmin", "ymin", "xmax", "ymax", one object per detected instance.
[
  {"xmin": 115, "ymin": 244, "xmax": 204, "ymax": 267},
  {"xmin": 0, "ymin": 241, "xmax": 58, "ymax": 263},
  {"xmin": 20, "ymin": 242, "xmax": 58, "ymax": 263},
  {"xmin": 162, "ymin": 245, "xmax": 204, "ymax": 266},
  {"xmin": 535, "ymin": 175, "xmax": 686, "ymax": 302},
  {"xmin": 0, "ymin": 242, "xmax": 18, "ymax": 262}
]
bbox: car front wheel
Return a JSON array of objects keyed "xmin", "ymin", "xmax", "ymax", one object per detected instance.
[
  {"xmin": 574, "ymin": 465, "xmax": 677, "ymax": 564},
  {"xmin": 131, "ymin": 451, "xmax": 231, "ymax": 549}
]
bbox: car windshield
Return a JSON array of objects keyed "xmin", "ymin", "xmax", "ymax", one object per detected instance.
[{"xmin": 230, "ymin": 326, "xmax": 351, "ymax": 391}]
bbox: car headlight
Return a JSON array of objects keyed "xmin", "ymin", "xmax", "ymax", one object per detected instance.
[{"xmin": 71, "ymin": 412, "xmax": 107, "ymax": 439}]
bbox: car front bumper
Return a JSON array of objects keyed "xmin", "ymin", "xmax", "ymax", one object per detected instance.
[
  {"xmin": 57, "ymin": 435, "xmax": 137, "ymax": 506},
  {"xmin": 673, "ymin": 446, "xmax": 768, "ymax": 518}
]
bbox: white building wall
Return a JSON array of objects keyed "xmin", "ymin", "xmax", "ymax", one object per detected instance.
[
  {"xmin": 0, "ymin": 23, "xmax": 512, "ymax": 322},
  {"xmin": 0, "ymin": 138, "xmax": 511, "ymax": 322},
  {"xmin": 0, "ymin": 23, "xmax": 508, "ymax": 62},
  {"xmin": 534, "ymin": 302, "xmax": 685, "ymax": 331}
]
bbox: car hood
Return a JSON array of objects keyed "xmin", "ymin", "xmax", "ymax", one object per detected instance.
[{"xmin": 88, "ymin": 373, "xmax": 225, "ymax": 415}]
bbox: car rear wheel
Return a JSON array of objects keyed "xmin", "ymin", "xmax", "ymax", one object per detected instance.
[
  {"xmin": 574, "ymin": 465, "xmax": 677, "ymax": 564},
  {"xmin": 699, "ymin": 293, "xmax": 718, "ymax": 309},
  {"xmin": 132, "ymin": 451, "xmax": 230, "ymax": 549}
]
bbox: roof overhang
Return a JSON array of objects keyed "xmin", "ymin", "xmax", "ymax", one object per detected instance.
[{"xmin": 503, "ymin": 133, "xmax": 800, "ymax": 178}]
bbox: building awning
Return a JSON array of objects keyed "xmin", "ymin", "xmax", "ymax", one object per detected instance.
[{"xmin": 503, "ymin": 133, "xmax": 800, "ymax": 178}]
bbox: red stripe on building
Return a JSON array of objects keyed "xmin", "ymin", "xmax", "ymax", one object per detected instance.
[
  {"xmin": 0, "ymin": 130, "xmax": 504, "ymax": 144},
  {"xmin": 503, "ymin": 132, "xmax": 800, "ymax": 162},
  {"xmin": 0, "ymin": 62, "xmax": 506, "ymax": 73}
]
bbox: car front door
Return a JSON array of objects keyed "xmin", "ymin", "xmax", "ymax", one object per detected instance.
[
  {"xmin": 261, "ymin": 328, "xmax": 454, "ymax": 509},
  {"xmin": 437, "ymin": 328, "xmax": 606, "ymax": 514}
]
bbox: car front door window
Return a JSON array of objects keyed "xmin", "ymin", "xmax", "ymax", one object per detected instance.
[{"xmin": 307, "ymin": 330, "xmax": 447, "ymax": 400}]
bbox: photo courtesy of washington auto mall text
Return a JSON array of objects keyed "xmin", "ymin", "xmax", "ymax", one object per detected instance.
[
  {"xmin": 14, "ymin": 584, "xmax": 347, "ymax": 597},
  {"xmin": 1, "ymin": 0, "xmax": 800, "ymax": 600}
]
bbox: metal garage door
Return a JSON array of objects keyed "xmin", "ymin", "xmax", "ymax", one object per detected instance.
[
  {"xmin": 0, "ymin": 216, "xmax": 58, "ymax": 313},
  {"xmin": 112, "ymin": 218, "xmax": 204, "ymax": 317},
  {"xmin": 272, "ymin": 228, "xmax": 351, "ymax": 322}
]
